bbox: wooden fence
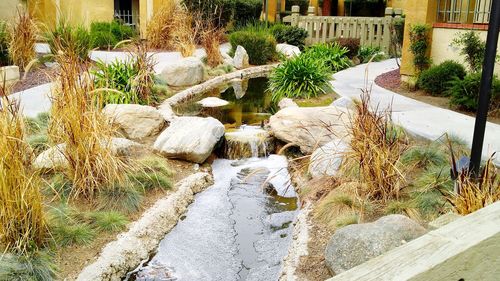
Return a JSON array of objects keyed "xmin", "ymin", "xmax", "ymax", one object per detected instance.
[{"xmin": 283, "ymin": 6, "xmax": 396, "ymax": 53}]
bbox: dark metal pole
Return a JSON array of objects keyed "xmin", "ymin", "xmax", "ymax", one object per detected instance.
[{"xmin": 470, "ymin": 0, "xmax": 500, "ymax": 176}]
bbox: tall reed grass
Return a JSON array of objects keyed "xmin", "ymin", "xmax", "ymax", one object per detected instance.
[
  {"xmin": 172, "ymin": 8, "xmax": 198, "ymax": 57},
  {"xmin": 48, "ymin": 39, "xmax": 128, "ymax": 199},
  {"xmin": 200, "ymin": 21, "xmax": 225, "ymax": 67},
  {"xmin": 0, "ymin": 96, "xmax": 47, "ymax": 255},
  {"xmin": 146, "ymin": 1, "xmax": 178, "ymax": 50},
  {"xmin": 8, "ymin": 8, "xmax": 38, "ymax": 70}
]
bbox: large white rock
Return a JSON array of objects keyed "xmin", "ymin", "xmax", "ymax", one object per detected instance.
[
  {"xmin": 233, "ymin": 45, "xmax": 249, "ymax": 69},
  {"xmin": 160, "ymin": 57, "xmax": 205, "ymax": 87},
  {"xmin": 103, "ymin": 104, "xmax": 166, "ymax": 141},
  {"xmin": 331, "ymin": 96, "xmax": 355, "ymax": 109},
  {"xmin": 308, "ymin": 139, "xmax": 348, "ymax": 178},
  {"xmin": 157, "ymin": 103, "xmax": 176, "ymax": 122},
  {"xmin": 230, "ymin": 78, "xmax": 249, "ymax": 99},
  {"xmin": 278, "ymin": 98, "xmax": 298, "ymax": 110},
  {"xmin": 268, "ymin": 106, "xmax": 350, "ymax": 154},
  {"xmin": 153, "ymin": 117, "xmax": 225, "ymax": 163},
  {"xmin": 276, "ymin": 43, "xmax": 301, "ymax": 58},
  {"xmin": 34, "ymin": 138, "xmax": 143, "ymax": 170},
  {"xmin": 197, "ymin": 97, "xmax": 229, "ymax": 108}
]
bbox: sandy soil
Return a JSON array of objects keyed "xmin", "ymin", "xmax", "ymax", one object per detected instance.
[{"xmin": 375, "ymin": 68, "xmax": 500, "ymax": 125}]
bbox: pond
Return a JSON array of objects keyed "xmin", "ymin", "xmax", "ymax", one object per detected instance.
[{"xmin": 173, "ymin": 77, "xmax": 276, "ymax": 129}]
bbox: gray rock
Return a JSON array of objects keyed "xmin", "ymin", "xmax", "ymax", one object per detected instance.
[
  {"xmin": 276, "ymin": 43, "xmax": 301, "ymax": 58},
  {"xmin": 160, "ymin": 57, "xmax": 204, "ymax": 87},
  {"xmin": 153, "ymin": 117, "xmax": 225, "ymax": 163},
  {"xmin": 325, "ymin": 214, "xmax": 427, "ymax": 274},
  {"xmin": 331, "ymin": 96, "xmax": 355, "ymax": 109},
  {"xmin": 230, "ymin": 78, "xmax": 248, "ymax": 99},
  {"xmin": 103, "ymin": 104, "xmax": 166, "ymax": 141},
  {"xmin": 267, "ymin": 106, "xmax": 350, "ymax": 154},
  {"xmin": 308, "ymin": 139, "xmax": 348, "ymax": 178},
  {"xmin": 233, "ymin": 45, "xmax": 249, "ymax": 69},
  {"xmin": 197, "ymin": 97, "xmax": 229, "ymax": 107},
  {"xmin": 278, "ymin": 98, "xmax": 298, "ymax": 110},
  {"xmin": 34, "ymin": 138, "xmax": 143, "ymax": 171},
  {"xmin": 428, "ymin": 213, "xmax": 461, "ymax": 229}
]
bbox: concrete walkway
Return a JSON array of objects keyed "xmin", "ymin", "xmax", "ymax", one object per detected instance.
[
  {"xmin": 10, "ymin": 44, "xmax": 232, "ymax": 118},
  {"xmin": 332, "ymin": 59, "xmax": 500, "ymax": 165}
]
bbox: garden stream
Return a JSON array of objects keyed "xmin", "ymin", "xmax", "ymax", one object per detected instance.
[{"xmin": 127, "ymin": 78, "xmax": 299, "ymax": 280}]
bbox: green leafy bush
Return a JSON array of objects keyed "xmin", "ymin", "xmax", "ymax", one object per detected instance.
[
  {"xmin": 409, "ymin": 24, "xmax": 431, "ymax": 73},
  {"xmin": 452, "ymin": 31, "xmax": 486, "ymax": 72},
  {"xmin": 335, "ymin": 37, "xmax": 360, "ymax": 59},
  {"xmin": 358, "ymin": 46, "xmax": 388, "ymax": 63},
  {"xmin": 448, "ymin": 72, "xmax": 500, "ymax": 112},
  {"xmin": 0, "ymin": 21, "xmax": 9, "ymax": 66},
  {"xmin": 229, "ymin": 30, "xmax": 277, "ymax": 65},
  {"xmin": 271, "ymin": 24, "xmax": 308, "ymax": 50},
  {"xmin": 90, "ymin": 20, "xmax": 136, "ymax": 49},
  {"xmin": 46, "ymin": 22, "xmax": 93, "ymax": 61},
  {"xmin": 233, "ymin": 0, "xmax": 262, "ymax": 27},
  {"xmin": 268, "ymin": 54, "xmax": 333, "ymax": 101},
  {"xmin": 305, "ymin": 43, "xmax": 351, "ymax": 72},
  {"xmin": 417, "ymin": 60, "xmax": 466, "ymax": 96}
]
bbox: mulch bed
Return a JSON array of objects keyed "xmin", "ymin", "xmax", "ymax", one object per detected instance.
[
  {"xmin": 11, "ymin": 66, "xmax": 59, "ymax": 93},
  {"xmin": 374, "ymin": 68, "xmax": 401, "ymax": 92}
]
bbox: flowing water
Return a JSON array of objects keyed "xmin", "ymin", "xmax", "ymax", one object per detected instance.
[{"xmin": 128, "ymin": 77, "xmax": 298, "ymax": 281}]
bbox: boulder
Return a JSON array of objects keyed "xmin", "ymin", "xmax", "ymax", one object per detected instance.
[
  {"xmin": 276, "ymin": 44, "xmax": 301, "ymax": 58},
  {"xmin": 325, "ymin": 214, "xmax": 427, "ymax": 274},
  {"xmin": 103, "ymin": 104, "xmax": 166, "ymax": 141},
  {"xmin": 308, "ymin": 139, "xmax": 348, "ymax": 178},
  {"xmin": 267, "ymin": 106, "xmax": 350, "ymax": 154},
  {"xmin": 160, "ymin": 57, "xmax": 204, "ymax": 87},
  {"xmin": 231, "ymin": 78, "xmax": 249, "ymax": 99},
  {"xmin": 233, "ymin": 46, "xmax": 249, "ymax": 69},
  {"xmin": 428, "ymin": 213, "xmax": 462, "ymax": 229},
  {"xmin": 34, "ymin": 138, "xmax": 143, "ymax": 170},
  {"xmin": 153, "ymin": 117, "xmax": 225, "ymax": 163},
  {"xmin": 277, "ymin": 98, "xmax": 298, "ymax": 110},
  {"xmin": 222, "ymin": 52, "xmax": 234, "ymax": 67},
  {"xmin": 331, "ymin": 96, "xmax": 355, "ymax": 109},
  {"xmin": 197, "ymin": 97, "xmax": 229, "ymax": 108}
]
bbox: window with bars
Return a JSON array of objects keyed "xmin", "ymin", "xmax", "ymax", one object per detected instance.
[{"xmin": 436, "ymin": 0, "xmax": 492, "ymax": 24}]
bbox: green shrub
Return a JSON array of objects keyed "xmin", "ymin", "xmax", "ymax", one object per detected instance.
[
  {"xmin": 233, "ymin": 0, "xmax": 262, "ymax": 27},
  {"xmin": 271, "ymin": 24, "xmax": 308, "ymax": 50},
  {"xmin": 358, "ymin": 46, "xmax": 387, "ymax": 63},
  {"xmin": 409, "ymin": 24, "xmax": 431, "ymax": 73},
  {"xmin": 335, "ymin": 37, "xmax": 360, "ymax": 59},
  {"xmin": 229, "ymin": 30, "xmax": 277, "ymax": 65},
  {"xmin": 0, "ymin": 21, "xmax": 9, "ymax": 66},
  {"xmin": 90, "ymin": 20, "xmax": 136, "ymax": 49},
  {"xmin": 268, "ymin": 54, "xmax": 332, "ymax": 101},
  {"xmin": 46, "ymin": 22, "xmax": 93, "ymax": 61},
  {"xmin": 452, "ymin": 31, "xmax": 486, "ymax": 72},
  {"xmin": 305, "ymin": 43, "xmax": 351, "ymax": 72},
  {"xmin": 417, "ymin": 60, "xmax": 466, "ymax": 96},
  {"xmin": 448, "ymin": 72, "xmax": 500, "ymax": 112}
]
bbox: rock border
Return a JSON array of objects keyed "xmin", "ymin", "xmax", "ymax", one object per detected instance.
[
  {"xmin": 161, "ymin": 64, "xmax": 277, "ymax": 107},
  {"xmin": 77, "ymin": 172, "xmax": 214, "ymax": 281}
]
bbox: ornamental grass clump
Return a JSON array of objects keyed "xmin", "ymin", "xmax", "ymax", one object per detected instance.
[
  {"xmin": 48, "ymin": 39, "xmax": 129, "ymax": 199},
  {"xmin": 305, "ymin": 43, "xmax": 351, "ymax": 72},
  {"xmin": 46, "ymin": 21, "xmax": 93, "ymax": 61},
  {"xmin": 343, "ymin": 90, "xmax": 409, "ymax": 204},
  {"xmin": 171, "ymin": 7, "xmax": 198, "ymax": 57},
  {"xmin": 0, "ymin": 97, "xmax": 48, "ymax": 256},
  {"xmin": 8, "ymin": 8, "xmax": 38, "ymax": 70},
  {"xmin": 268, "ymin": 53, "xmax": 332, "ymax": 102},
  {"xmin": 200, "ymin": 21, "xmax": 225, "ymax": 67},
  {"xmin": 146, "ymin": 1, "xmax": 178, "ymax": 49}
]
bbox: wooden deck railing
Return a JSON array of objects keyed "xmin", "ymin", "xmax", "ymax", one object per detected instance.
[{"xmin": 283, "ymin": 6, "xmax": 399, "ymax": 53}]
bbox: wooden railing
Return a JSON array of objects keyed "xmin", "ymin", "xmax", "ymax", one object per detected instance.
[{"xmin": 283, "ymin": 6, "xmax": 399, "ymax": 53}]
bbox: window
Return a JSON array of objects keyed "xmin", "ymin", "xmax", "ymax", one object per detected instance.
[{"xmin": 436, "ymin": 0, "xmax": 492, "ymax": 24}]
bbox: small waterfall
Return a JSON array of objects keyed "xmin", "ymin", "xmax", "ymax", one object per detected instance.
[{"xmin": 222, "ymin": 126, "xmax": 274, "ymax": 159}]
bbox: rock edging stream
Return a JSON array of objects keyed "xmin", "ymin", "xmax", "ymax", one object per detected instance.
[{"xmin": 77, "ymin": 172, "xmax": 214, "ymax": 281}]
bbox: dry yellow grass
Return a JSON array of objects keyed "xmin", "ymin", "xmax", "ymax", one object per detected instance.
[
  {"xmin": 48, "ymin": 39, "xmax": 128, "ymax": 199},
  {"xmin": 0, "ymin": 95, "xmax": 47, "ymax": 255},
  {"xmin": 171, "ymin": 8, "xmax": 198, "ymax": 57},
  {"xmin": 8, "ymin": 8, "xmax": 38, "ymax": 70},
  {"xmin": 146, "ymin": 1, "xmax": 178, "ymax": 50},
  {"xmin": 200, "ymin": 22, "xmax": 225, "ymax": 67}
]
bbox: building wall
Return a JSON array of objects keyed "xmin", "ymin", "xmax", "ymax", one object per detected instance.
[
  {"xmin": 431, "ymin": 27, "xmax": 500, "ymax": 75},
  {"xmin": 0, "ymin": 0, "xmax": 23, "ymax": 22}
]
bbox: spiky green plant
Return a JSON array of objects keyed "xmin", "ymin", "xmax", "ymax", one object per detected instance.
[
  {"xmin": 401, "ymin": 145, "xmax": 448, "ymax": 168},
  {"xmin": 51, "ymin": 223, "xmax": 95, "ymax": 246},
  {"xmin": 90, "ymin": 211, "xmax": 129, "ymax": 232},
  {"xmin": 305, "ymin": 43, "xmax": 351, "ymax": 72},
  {"xmin": 98, "ymin": 183, "xmax": 143, "ymax": 213},
  {"xmin": 0, "ymin": 251, "xmax": 57, "ymax": 281},
  {"xmin": 268, "ymin": 54, "xmax": 332, "ymax": 102}
]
